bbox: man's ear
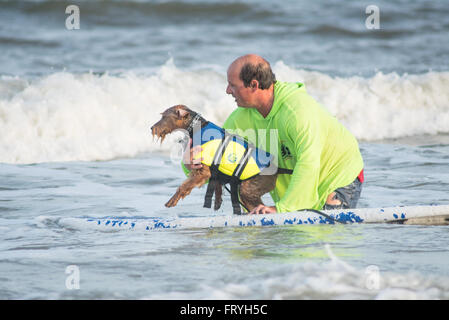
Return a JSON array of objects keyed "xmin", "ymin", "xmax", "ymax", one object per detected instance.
[{"xmin": 250, "ymin": 80, "xmax": 259, "ymax": 90}]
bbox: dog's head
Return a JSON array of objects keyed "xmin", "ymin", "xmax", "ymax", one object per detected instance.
[{"xmin": 150, "ymin": 104, "xmax": 196, "ymax": 143}]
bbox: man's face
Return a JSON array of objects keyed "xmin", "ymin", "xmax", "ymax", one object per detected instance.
[{"xmin": 226, "ymin": 64, "xmax": 255, "ymax": 108}]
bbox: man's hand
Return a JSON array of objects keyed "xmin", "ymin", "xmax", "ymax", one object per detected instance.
[
  {"xmin": 183, "ymin": 138, "xmax": 203, "ymax": 170},
  {"xmin": 249, "ymin": 205, "xmax": 277, "ymax": 214}
]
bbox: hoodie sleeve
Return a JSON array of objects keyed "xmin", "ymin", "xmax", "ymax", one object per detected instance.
[{"xmin": 275, "ymin": 108, "xmax": 322, "ymax": 212}]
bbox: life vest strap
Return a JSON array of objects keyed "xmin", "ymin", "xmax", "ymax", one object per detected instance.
[
  {"xmin": 228, "ymin": 142, "xmax": 254, "ymax": 214},
  {"xmin": 230, "ymin": 179, "xmax": 242, "ymax": 215},
  {"xmin": 203, "ymin": 133, "xmax": 254, "ymax": 215},
  {"xmin": 203, "ymin": 134, "xmax": 231, "ymax": 210},
  {"xmin": 203, "ymin": 173, "xmax": 217, "ymax": 209},
  {"xmin": 277, "ymin": 167, "xmax": 293, "ymax": 174}
]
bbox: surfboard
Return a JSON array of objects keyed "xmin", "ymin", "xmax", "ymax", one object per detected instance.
[{"xmin": 58, "ymin": 205, "xmax": 449, "ymax": 231}]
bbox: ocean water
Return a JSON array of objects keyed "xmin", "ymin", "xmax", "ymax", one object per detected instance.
[{"xmin": 1, "ymin": 0, "xmax": 449, "ymax": 300}]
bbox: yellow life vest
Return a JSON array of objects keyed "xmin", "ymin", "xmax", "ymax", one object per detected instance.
[
  {"xmin": 191, "ymin": 122, "xmax": 273, "ymax": 214},
  {"xmin": 192, "ymin": 122, "xmax": 272, "ymax": 181}
]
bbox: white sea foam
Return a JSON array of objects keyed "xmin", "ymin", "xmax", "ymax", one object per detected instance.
[
  {"xmin": 274, "ymin": 61, "xmax": 449, "ymax": 141},
  {"xmin": 1, "ymin": 60, "xmax": 448, "ymax": 164},
  {"xmin": 146, "ymin": 244, "xmax": 449, "ymax": 300}
]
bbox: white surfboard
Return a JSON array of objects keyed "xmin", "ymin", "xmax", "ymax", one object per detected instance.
[{"xmin": 57, "ymin": 205, "xmax": 449, "ymax": 231}]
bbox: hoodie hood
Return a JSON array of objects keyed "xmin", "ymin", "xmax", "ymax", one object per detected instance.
[{"xmin": 265, "ymin": 81, "xmax": 305, "ymax": 120}]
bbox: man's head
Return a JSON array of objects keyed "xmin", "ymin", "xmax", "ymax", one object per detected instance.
[{"xmin": 226, "ymin": 54, "xmax": 276, "ymax": 109}]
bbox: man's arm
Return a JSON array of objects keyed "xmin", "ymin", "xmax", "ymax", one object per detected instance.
[{"xmin": 181, "ymin": 138, "xmax": 203, "ymax": 176}]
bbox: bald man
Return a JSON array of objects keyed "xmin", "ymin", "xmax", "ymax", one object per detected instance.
[{"xmin": 186, "ymin": 54, "xmax": 364, "ymax": 214}]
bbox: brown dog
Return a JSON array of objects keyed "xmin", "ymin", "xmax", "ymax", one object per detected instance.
[{"xmin": 150, "ymin": 105, "xmax": 282, "ymax": 214}]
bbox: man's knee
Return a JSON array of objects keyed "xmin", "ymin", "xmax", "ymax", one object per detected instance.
[{"xmin": 324, "ymin": 179, "xmax": 362, "ymax": 210}]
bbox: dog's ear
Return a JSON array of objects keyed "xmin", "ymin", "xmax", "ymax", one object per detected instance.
[{"xmin": 176, "ymin": 107, "xmax": 189, "ymax": 119}]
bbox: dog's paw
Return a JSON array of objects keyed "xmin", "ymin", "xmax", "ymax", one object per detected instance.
[
  {"xmin": 214, "ymin": 199, "xmax": 222, "ymax": 211},
  {"xmin": 165, "ymin": 196, "xmax": 179, "ymax": 208}
]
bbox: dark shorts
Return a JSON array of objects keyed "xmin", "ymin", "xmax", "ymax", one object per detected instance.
[{"xmin": 323, "ymin": 176, "xmax": 363, "ymax": 210}]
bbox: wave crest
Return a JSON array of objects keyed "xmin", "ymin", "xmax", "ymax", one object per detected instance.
[{"xmin": 1, "ymin": 60, "xmax": 448, "ymax": 164}]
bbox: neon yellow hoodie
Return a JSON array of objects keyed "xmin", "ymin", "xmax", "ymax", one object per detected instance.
[{"xmin": 222, "ymin": 81, "xmax": 364, "ymax": 212}]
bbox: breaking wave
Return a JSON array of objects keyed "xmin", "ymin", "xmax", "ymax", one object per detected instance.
[{"xmin": 1, "ymin": 59, "xmax": 448, "ymax": 164}]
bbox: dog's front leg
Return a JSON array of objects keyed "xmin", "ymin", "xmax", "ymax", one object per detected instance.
[
  {"xmin": 239, "ymin": 173, "xmax": 278, "ymax": 213},
  {"xmin": 165, "ymin": 167, "xmax": 211, "ymax": 208}
]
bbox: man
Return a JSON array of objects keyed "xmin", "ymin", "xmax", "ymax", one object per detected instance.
[{"xmin": 185, "ymin": 54, "xmax": 364, "ymax": 214}]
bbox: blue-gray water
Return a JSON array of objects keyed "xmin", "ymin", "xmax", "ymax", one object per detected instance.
[
  {"xmin": 1, "ymin": 0, "xmax": 449, "ymax": 299},
  {"xmin": 1, "ymin": 0, "xmax": 448, "ymax": 77}
]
